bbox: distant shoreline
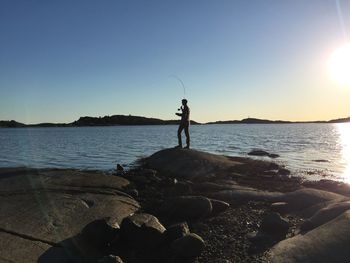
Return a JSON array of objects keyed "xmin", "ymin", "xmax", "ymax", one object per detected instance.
[{"xmin": 0, "ymin": 115, "xmax": 349, "ymax": 128}]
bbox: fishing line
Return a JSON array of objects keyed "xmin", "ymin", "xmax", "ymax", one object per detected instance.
[{"xmin": 169, "ymin": 75, "xmax": 186, "ymax": 98}]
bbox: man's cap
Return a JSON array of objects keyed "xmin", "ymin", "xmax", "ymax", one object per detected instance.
[{"xmin": 182, "ymin": 99, "xmax": 188, "ymax": 103}]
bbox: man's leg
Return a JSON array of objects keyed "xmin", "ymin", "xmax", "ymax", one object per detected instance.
[
  {"xmin": 184, "ymin": 124, "xmax": 190, "ymax": 148},
  {"xmin": 177, "ymin": 124, "xmax": 184, "ymax": 147}
]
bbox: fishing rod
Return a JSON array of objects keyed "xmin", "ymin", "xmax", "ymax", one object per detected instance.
[
  {"xmin": 169, "ymin": 75, "xmax": 186, "ymax": 98},
  {"xmin": 169, "ymin": 75, "xmax": 189, "ymax": 114}
]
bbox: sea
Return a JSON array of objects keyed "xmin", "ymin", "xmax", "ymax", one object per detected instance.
[{"xmin": 0, "ymin": 123, "xmax": 349, "ymax": 182}]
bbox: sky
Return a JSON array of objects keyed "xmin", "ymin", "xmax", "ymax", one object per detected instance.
[{"xmin": 0, "ymin": 0, "xmax": 350, "ymax": 124}]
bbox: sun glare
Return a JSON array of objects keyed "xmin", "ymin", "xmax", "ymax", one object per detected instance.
[
  {"xmin": 328, "ymin": 43, "xmax": 350, "ymax": 86},
  {"xmin": 337, "ymin": 123, "xmax": 350, "ymax": 183}
]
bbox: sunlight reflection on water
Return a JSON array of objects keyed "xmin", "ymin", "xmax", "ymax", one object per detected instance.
[{"xmin": 337, "ymin": 123, "xmax": 350, "ymax": 182}]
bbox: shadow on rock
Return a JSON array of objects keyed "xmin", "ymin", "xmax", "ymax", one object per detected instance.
[{"xmin": 38, "ymin": 233, "xmax": 105, "ymax": 263}]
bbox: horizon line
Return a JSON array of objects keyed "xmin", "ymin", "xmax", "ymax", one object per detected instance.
[{"xmin": 1, "ymin": 114, "xmax": 350, "ymax": 126}]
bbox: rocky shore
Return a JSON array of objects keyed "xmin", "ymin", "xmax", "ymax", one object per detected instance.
[{"xmin": 1, "ymin": 148, "xmax": 350, "ymax": 262}]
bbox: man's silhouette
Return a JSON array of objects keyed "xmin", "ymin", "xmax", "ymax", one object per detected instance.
[{"xmin": 175, "ymin": 99, "xmax": 190, "ymax": 149}]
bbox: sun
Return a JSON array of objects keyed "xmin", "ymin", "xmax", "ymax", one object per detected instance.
[{"xmin": 328, "ymin": 43, "xmax": 350, "ymax": 86}]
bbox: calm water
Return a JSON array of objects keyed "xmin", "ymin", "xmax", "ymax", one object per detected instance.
[{"xmin": 0, "ymin": 124, "xmax": 349, "ymax": 182}]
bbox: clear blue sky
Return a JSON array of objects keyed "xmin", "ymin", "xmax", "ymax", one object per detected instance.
[{"xmin": 1, "ymin": 0, "xmax": 349, "ymax": 124}]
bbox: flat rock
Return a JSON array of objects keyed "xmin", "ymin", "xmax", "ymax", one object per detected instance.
[
  {"xmin": 193, "ymin": 181, "xmax": 255, "ymax": 193},
  {"xmin": 270, "ymin": 210, "xmax": 350, "ymax": 262},
  {"xmin": 0, "ymin": 231, "xmax": 57, "ymax": 263},
  {"xmin": 209, "ymin": 189, "xmax": 283, "ymax": 204},
  {"xmin": 0, "ymin": 168, "xmax": 139, "ymax": 263},
  {"xmin": 209, "ymin": 188, "xmax": 345, "ymax": 210},
  {"xmin": 144, "ymin": 148, "xmax": 243, "ymax": 179},
  {"xmin": 301, "ymin": 199, "xmax": 350, "ymax": 231},
  {"xmin": 278, "ymin": 188, "xmax": 345, "ymax": 212},
  {"xmin": 171, "ymin": 233, "xmax": 205, "ymax": 259}
]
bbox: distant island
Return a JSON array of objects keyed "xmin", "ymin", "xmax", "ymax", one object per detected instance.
[
  {"xmin": 0, "ymin": 115, "xmax": 200, "ymax": 128},
  {"xmin": 0, "ymin": 115, "xmax": 349, "ymax": 128},
  {"xmin": 206, "ymin": 117, "xmax": 350, "ymax": 124}
]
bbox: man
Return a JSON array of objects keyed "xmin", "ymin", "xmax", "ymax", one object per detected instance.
[{"xmin": 175, "ymin": 99, "xmax": 190, "ymax": 149}]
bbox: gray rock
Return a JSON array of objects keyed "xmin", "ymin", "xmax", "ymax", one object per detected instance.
[
  {"xmin": 209, "ymin": 189, "xmax": 283, "ymax": 204},
  {"xmin": 98, "ymin": 255, "xmax": 124, "ymax": 263},
  {"xmin": 0, "ymin": 168, "xmax": 139, "ymax": 263},
  {"xmin": 81, "ymin": 218, "xmax": 120, "ymax": 248},
  {"xmin": 260, "ymin": 212, "xmax": 289, "ymax": 235},
  {"xmin": 209, "ymin": 199, "xmax": 230, "ymax": 216},
  {"xmin": 279, "ymin": 188, "xmax": 345, "ymax": 212},
  {"xmin": 278, "ymin": 168, "xmax": 291, "ymax": 176},
  {"xmin": 120, "ymin": 213, "xmax": 166, "ymax": 249},
  {"xmin": 193, "ymin": 181, "xmax": 232, "ymax": 192},
  {"xmin": 161, "ymin": 196, "xmax": 212, "ymax": 219},
  {"xmin": 163, "ymin": 222, "xmax": 190, "ymax": 243},
  {"xmin": 248, "ymin": 150, "xmax": 279, "ymax": 158},
  {"xmin": 116, "ymin": 164, "xmax": 124, "ymax": 175},
  {"xmin": 248, "ymin": 150, "xmax": 270, "ymax": 156},
  {"xmin": 312, "ymin": 159, "xmax": 329, "ymax": 163},
  {"xmin": 301, "ymin": 200, "xmax": 350, "ymax": 231},
  {"xmin": 270, "ymin": 210, "xmax": 350, "ymax": 263},
  {"xmin": 145, "ymin": 148, "xmax": 242, "ymax": 179},
  {"xmin": 171, "ymin": 233, "xmax": 205, "ymax": 259}
]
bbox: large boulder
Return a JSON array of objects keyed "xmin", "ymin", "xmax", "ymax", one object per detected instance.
[
  {"xmin": 270, "ymin": 210, "xmax": 350, "ymax": 262},
  {"xmin": 260, "ymin": 212, "xmax": 289, "ymax": 236},
  {"xmin": 98, "ymin": 255, "xmax": 124, "ymax": 263},
  {"xmin": 160, "ymin": 196, "xmax": 212, "ymax": 220},
  {"xmin": 144, "ymin": 148, "xmax": 243, "ymax": 179},
  {"xmin": 81, "ymin": 218, "xmax": 120, "ymax": 248},
  {"xmin": 120, "ymin": 213, "xmax": 166, "ymax": 249},
  {"xmin": 171, "ymin": 233, "xmax": 205, "ymax": 259},
  {"xmin": 163, "ymin": 222, "xmax": 190, "ymax": 243}
]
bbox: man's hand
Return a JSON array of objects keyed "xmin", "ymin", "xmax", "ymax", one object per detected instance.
[{"xmin": 175, "ymin": 113, "xmax": 182, "ymax": 116}]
